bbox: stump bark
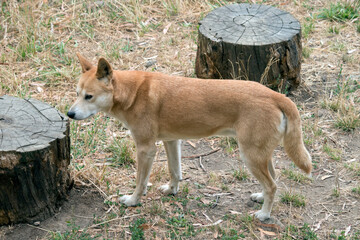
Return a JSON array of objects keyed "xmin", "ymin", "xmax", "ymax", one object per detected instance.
[
  {"xmin": 0, "ymin": 95, "xmax": 72, "ymax": 225},
  {"xmin": 195, "ymin": 3, "xmax": 302, "ymax": 91}
]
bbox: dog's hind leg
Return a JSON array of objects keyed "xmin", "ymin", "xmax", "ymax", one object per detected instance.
[
  {"xmin": 159, "ymin": 140, "xmax": 182, "ymax": 195},
  {"xmin": 120, "ymin": 143, "xmax": 157, "ymax": 206},
  {"xmin": 239, "ymin": 144, "xmax": 277, "ymax": 221},
  {"xmin": 250, "ymin": 159, "xmax": 276, "ymax": 204},
  {"xmin": 268, "ymin": 159, "xmax": 276, "ymax": 180}
]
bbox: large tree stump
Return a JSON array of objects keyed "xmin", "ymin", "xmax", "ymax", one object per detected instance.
[
  {"xmin": 195, "ymin": 3, "xmax": 302, "ymax": 91},
  {"xmin": 0, "ymin": 95, "xmax": 72, "ymax": 225}
]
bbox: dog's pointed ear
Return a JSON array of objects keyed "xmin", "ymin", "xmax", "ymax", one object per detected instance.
[
  {"xmin": 76, "ymin": 53, "xmax": 93, "ymax": 73},
  {"xmin": 96, "ymin": 57, "xmax": 113, "ymax": 82}
]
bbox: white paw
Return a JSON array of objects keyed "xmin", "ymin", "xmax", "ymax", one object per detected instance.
[
  {"xmin": 159, "ymin": 184, "xmax": 178, "ymax": 195},
  {"xmin": 250, "ymin": 192, "xmax": 264, "ymax": 203},
  {"xmin": 119, "ymin": 195, "xmax": 139, "ymax": 206},
  {"xmin": 254, "ymin": 210, "xmax": 270, "ymax": 221},
  {"xmin": 307, "ymin": 172, "xmax": 313, "ymax": 179}
]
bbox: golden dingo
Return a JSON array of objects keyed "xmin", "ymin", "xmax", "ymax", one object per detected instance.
[{"xmin": 68, "ymin": 53, "xmax": 312, "ymax": 221}]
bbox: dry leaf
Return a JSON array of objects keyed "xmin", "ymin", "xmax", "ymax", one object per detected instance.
[
  {"xmin": 321, "ymin": 175, "xmax": 334, "ymax": 180},
  {"xmin": 200, "ymin": 198, "xmax": 210, "ymax": 205},
  {"xmin": 173, "ymin": 201, "xmax": 184, "ymax": 210},
  {"xmin": 140, "ymin": 223, "xmax": 151, "ymax": 230},
  {"xmin": 229, "ymin": 210, "xmax": 242, "ymax": 215}
]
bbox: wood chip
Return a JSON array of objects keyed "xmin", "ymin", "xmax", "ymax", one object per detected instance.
[{"xmin": 258, "ymin": 228, "xmax": 277, "ymax": 236}]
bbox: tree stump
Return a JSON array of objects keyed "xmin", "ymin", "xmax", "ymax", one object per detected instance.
[
  {"xmin": 0, "ymin": 95, "xmax": 72, "ymax": 225},
  {"xmin": 195, "ymin": 3, "xmax": 302, "ymax": 91}
]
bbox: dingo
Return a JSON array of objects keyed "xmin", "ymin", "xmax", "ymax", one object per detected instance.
[{"xmin": 68, "ymin": 53, "xmax": 312, "ymax": 221}]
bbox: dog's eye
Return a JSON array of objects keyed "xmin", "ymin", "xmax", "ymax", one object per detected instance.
[{"xmin": 85, "ymin": 94, "xmax": 93, "ymax": 100}]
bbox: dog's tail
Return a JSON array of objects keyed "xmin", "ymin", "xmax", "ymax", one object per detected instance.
[{"xmin": 277, "ymin": 96, "xmax": 312, "ymax": 176}]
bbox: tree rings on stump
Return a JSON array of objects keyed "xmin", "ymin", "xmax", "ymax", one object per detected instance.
[
  {"xmin": 0, "ymin": 95, "xmax": 72, "ymax": 225},
  {"xmin": 195, "ymin": 3, "xmax": 302, "ymax": 92}
]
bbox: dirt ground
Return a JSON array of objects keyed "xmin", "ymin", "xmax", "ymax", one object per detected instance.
[
  {"xmin": 0, "ymin": 188, "xmax": 106, "ymax": 240},
  {"xmin": 0, "ymin": 0, "xmax": 360, "ymax": 239}
]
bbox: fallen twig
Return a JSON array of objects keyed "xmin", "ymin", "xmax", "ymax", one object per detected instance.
[
  {"xmin": 199, "ymin": 156, "xmax": 206, "ymax": 172},
  {"xmin": 202, "ymin": 212, "xmax": 213, "ymax": 222},
  {"xmin": 182, "ymin": 148, "xmax": 221, "ymax": 159},
  {"xmin": 312, "ymin": 213, "xmax": 330, "ymax": 232},
  {"xmin": 156, "ymin": 148, "xmax": 221, "ymax": 162},
  {"xmin": 26, "ymin": 224, "xmax": 52, "ymax": 233},
  {"xmin": 193, "ymin": 219, "xmax": 223, "ymax": 227},
  {"xmin": 87, "ymin": 214, "xmax": 142, "ymax": 229},
  {"xmin": 204, "ymin": 192, "xmax": 233, "ymax": 197}
]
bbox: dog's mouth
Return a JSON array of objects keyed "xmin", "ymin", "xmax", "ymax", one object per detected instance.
[{"xmin": 67, "ymin": 111, "xmax": 95, "ymax": 120}]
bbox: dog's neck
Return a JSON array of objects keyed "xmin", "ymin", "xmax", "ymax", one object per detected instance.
[{"xmin": 110, "ymin": 71, "xmax": 148, "ymax": 112}]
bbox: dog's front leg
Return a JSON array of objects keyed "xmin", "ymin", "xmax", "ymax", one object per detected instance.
[
  {"xmin": 119, "ymin": 143, "xmax": 156, "ymax": 206},
  {"xmin": 159, "ymin": 140, "xmax": 182, "ymax": 195}
]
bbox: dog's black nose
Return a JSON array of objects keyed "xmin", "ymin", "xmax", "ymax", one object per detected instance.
[{"xmin": 67, "ymin": 111, "xmax": 75, "ymax": 119}]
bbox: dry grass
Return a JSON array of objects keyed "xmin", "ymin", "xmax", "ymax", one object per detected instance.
[{"xmin": 1, "ymin": 0, "xmax": 360, "ymax": 239}]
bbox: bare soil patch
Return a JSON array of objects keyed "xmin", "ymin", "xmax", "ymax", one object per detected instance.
[{"xmin": 0, "ymin": 188, "xmax": 106, "ymax": 240}]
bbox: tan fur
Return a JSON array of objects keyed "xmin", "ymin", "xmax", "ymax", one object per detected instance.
[{"xmin": 68, "ymin": 54, "xmax": 312, "ymax": 221}]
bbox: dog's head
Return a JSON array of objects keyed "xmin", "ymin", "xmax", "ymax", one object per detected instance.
[{"xmin": 67, "ymin": 54, "xmax": 114, "ymax": 120}]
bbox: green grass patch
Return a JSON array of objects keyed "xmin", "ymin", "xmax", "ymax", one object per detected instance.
[
  {"xmin": 280, "ymin": 191, "xmax": 306, "ymax": 207},
  {"xmin": 280, "ymin": 223, "xmax": 318, "ymax": 240},
  {"xmin": 233, "ymin": 168, "xmax": 249, "ymax": 181},
  {"xmin": 328, "ymin": 25, "xmax": 340, "ymax": 34},
  {"xmin": 106, "ymin": 138, "xmax": 134, "ymax": 167},
  {"xmin": 220, "ymin": 137, "xmax": 238, "ymax": 153},
  {"xmin": 331, "ymin": 41, "xmax": 346, "ymax": 52},
  {"xmin": 335, "ymin": 112, "xmax": 360, "ymax": 132},
  {"xmin": 220, "ymin": 228, "xmax": 246, "ymax": 239},
  {"xmin": 282, "ymin": 169, "xmax": 311, "ymax": 183},
  {"xmin": 302, "ymin": 17, "xmax": 315, "ymax": 38},
  {"xmin": 344, "ymin": 162, "xmax": 360, "ymax": 176},
  {"xmin": 129, "ymin": 218, "xmax": 147, "ymax": 240},
  {"xmin": 318, "ymin": 2, "xmax": 360, "ymax": 22},
  {"xmin": 329, "ymin": 229, "xmax": 360, "ymax": 240},
  {"xmin": 49, "ymin": 222, "xmax": 100, "ymax": 240},
  {"xmin": 323, "ymin": 144, "xmax": 341, "ymax": 161},
  {"xmin": 332, "ymin": 188, "xmax": 340, "ymax": 197},
  {"xmin": 321, "ymin": 67, "xmax": 360, "ymax": 132},
  {"xmin": 70, "ymin": 115, "xmax": 109, "ymax": 160},
  {"xmin": 162, "ymin": 0, "xmax": 180, "ymax": 17},
  {"xmin": 302, "ymin": 47, "xmax": 312, "ymax": 58},
  {"xmin": 166, "ymin": 214, "xmax": 199, "ymax": 239},
  {"xmin": 352, "ymin": 186, "xmax": 360, "ymax": 195},
  {"xmin": 147, "ymin": 201, "xmax": 165, "ymax": 216}
]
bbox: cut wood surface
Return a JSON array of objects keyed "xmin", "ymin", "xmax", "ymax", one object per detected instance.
[
  {"xmin": 0, "ymin": 95, "xmax": 72, "ymax": 225},
  {"xmin": 195, "ymin": 3, "xmax": 302, "ymax": 91}
]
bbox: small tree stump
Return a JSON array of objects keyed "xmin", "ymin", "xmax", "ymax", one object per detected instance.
[
  {"xmin": 0, "ymin": 95, "xmax": 72, "ymax": 225},
  {"xmin": 195, "ymin": 3, "xmax": 302, "ymax": 91}
]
